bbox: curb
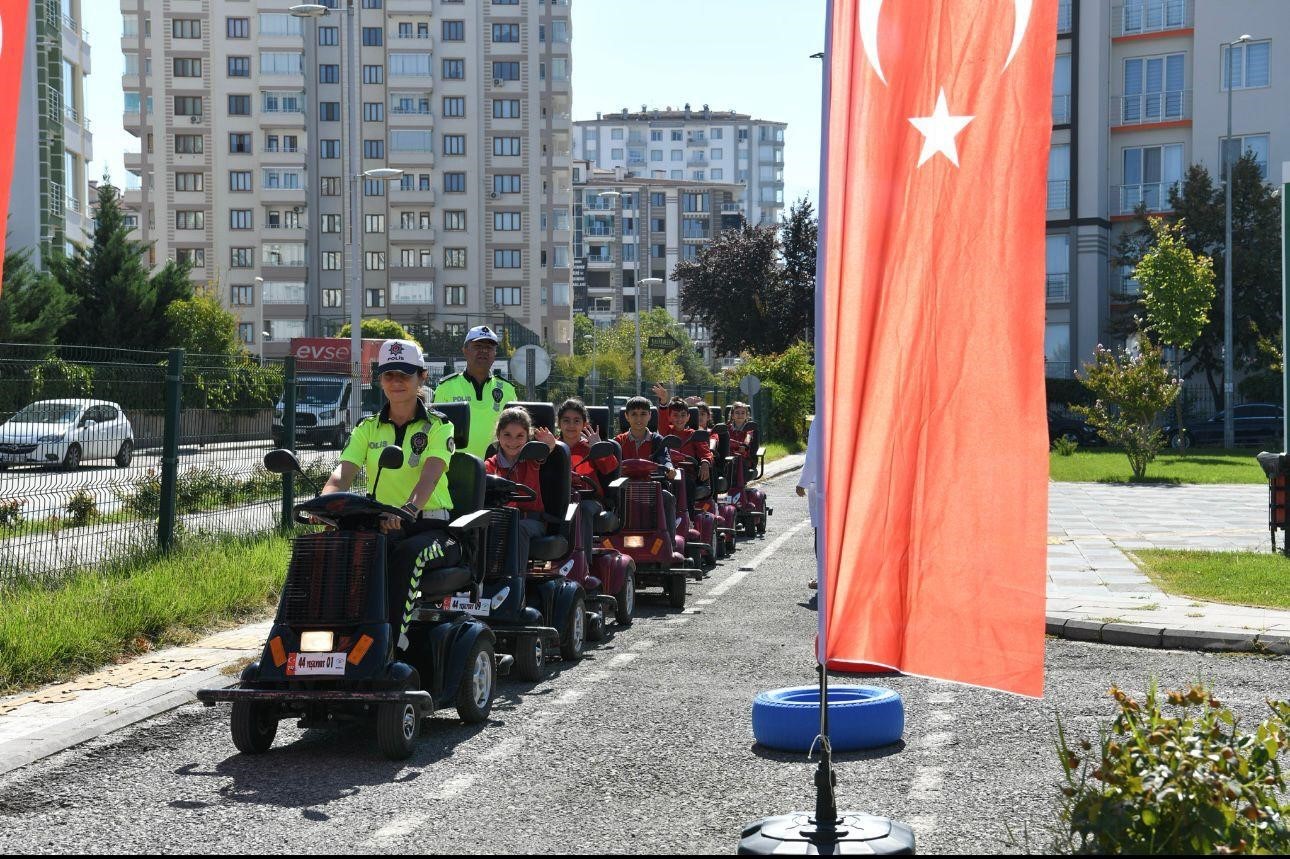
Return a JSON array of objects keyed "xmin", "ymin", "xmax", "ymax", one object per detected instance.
[{"xmin": 1046, "ymin": 615, "xmax": 1289, "ymax": 655}]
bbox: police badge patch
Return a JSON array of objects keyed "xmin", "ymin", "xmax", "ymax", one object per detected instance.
[
  {"xmin": 409, "ymin": 431, "xmax": 428, "ymax": 467},
  {"xmin": 446, "ymin": 436, "xmax": 455, "ymax": 453},
  {"xmin": 492, "ymin": 384, "xmax": 504, "ymax": 412}
]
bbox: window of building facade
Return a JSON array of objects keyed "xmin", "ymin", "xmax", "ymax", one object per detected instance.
[
  {"xmin": 444, "ymin": 248, "xmax": 467, "ymax": 268},
  {"xmin": 444, "ymin": 210, "xmax": 466, "ymax": 230}
]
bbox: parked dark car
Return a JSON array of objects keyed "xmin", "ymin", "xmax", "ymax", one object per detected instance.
[
  {"xmin": 1047, "ymin": 409, "xmax": 1103, "ymax": 447},
  {"xmin": 1163, "ymin": 403, "xmax": 1283, "ymax": 450}
]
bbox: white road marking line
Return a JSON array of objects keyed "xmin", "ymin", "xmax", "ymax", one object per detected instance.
[
  {"xmin": 708, "ymin": 518, "xmax": 812, "ymax": 597},
  {"xmin": 554, "ymin": 688, "xmax": 587, "ymax": 706},
  {"xmin": 921, "ymin": 731, "xmax": 955, "ymax": 749},
  {"xmin": 926, "ymin": 710, "xmax": 956, "ymax": 726},
  {"xmin": 369, "ymin": 773, "xmax": 478, "ymax": 843},
  {"xmin": 911, "ymin": 766, "xmax": 943, "ymax": 794},
  {"xmin": 477, "ymin": 736, "xmax": 524, "ymax": 763},
  {"xmin": 695, "ymin": 598, "xmax": 715, "ymax": 605},
  {"xmin": 607, "ymin": 653, "xmax": 639, "ymax": 668},
  {"xmin": 631, "ymin": 639, "xmax": 657, "ymax": 651},
  {"xmin": 576, "ymin": 670, "xmax": 609, "ymax": 685}
]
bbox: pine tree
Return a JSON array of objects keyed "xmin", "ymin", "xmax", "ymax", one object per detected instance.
[
  {"xmin": 780, "ymin": 197, "xmax": 818, "ymax": 344},
  {"xmin": 0, "ymin": 246, "xmax": 76, "ymax": 344}
]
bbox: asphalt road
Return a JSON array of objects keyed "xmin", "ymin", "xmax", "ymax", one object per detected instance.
[{"xmin": 0, "ymin": 471, "xmax": 1285, "ymax": 854}]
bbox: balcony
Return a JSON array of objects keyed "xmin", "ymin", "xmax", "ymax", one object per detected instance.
[
  {"xmin": 1046, "ymin": 273, "xmax": 1070, "ymax": 303},
  {"xmin": 687, "ymin": 154, "xmax": 709, "ymax": 167},
  {"xmin": 1112, "ymin": 0, "xmax": 1192, "ymax": 38},
  {"xmin": 391, "ymin": 186, "xmax": 435, "ymax": 205},
  {"xmin": 1113, "ymin": 182, "xmax": 1177, "ymax": 216},
  {"xmin": 1046, "ymin": 180, "xmax": 1069, "ymax": 211},
  {"xmin": 1052, "ymin": 94, "xmax": 1070, "ymax": 125},
  {"xmin": 391, "ymin": 32, "xmax": 434, "ymax": 49},
  {"xmin": 685, "ymin": 136, "xmax": 707, "ymax": 148},
  {"xmin": 1111, "ymin": 90, "xmax": 1191, "ymax": 127},
  {"xmin": 390, "ymin": 106, "xmax": 434, "ymax": 126},
  {"xmin": 391, "ymin": 226, "xmax": 436, "ymax": 243},
  {"xmin": 261, "ymin": 185, "xmax": 307, "ymax": 204}
]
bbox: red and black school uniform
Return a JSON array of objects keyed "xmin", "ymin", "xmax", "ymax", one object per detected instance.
[{"xmin": 485, "ymin": 452, "xmax": 546, "ymax": 565}]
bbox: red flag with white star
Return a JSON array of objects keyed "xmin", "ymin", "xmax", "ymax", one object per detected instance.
[
  {"xmin": 0, "ymin": 0, "xmax": 30, "ymax": 295},
  {"xmin": 815, "ymin": 0, "xmax": 1055, "ymax": 696}
]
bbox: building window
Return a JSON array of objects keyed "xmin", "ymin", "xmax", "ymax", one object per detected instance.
[
  {"xmin": 391, "ymin": 281, "xmax": 433, "ymax": 304},
  {"xmin": 260, "ymin": 52, "xmax": 303, "ymax": 75},
  {"xmin": 363, "ymin": 139, "xmax": 385, "ymax": 159},
  {"xmin": 323, "ymin": 289, "xmax": 342, "ymax": 308},
  {"xmin": 229, "ymin": 170, "xmax": 252, "ymax": 192},
  {"xmin": 365, "ymin": 214, "xmax": 386, "ymax": 233},
  {"xmin": 320, "ymin": 139, "xmax": 340, "ymax": 159},
  {"xmin": 1119, "ymin": 143, "xmax": 1184, "ymax": 213},
  {"xmin": 443, "ymin": 96, "xmax": 466, "ymax": 117},
  {"xmin": 226, "ymin": 94, "xmax": 249, "ymax": 116},
  {"xmin": 230, "ymin": 247, "xmax": 254, "ymax": 268},
  {"xmin": 493, "ymin": 249, "xmax": 521, "ymax": 268},
  {"xmin": 363, "ymin": 64, "xmax": 384, "ymax": 84},
  {"xmin": 238, "ymin": 323, "xmax": 255, "ymax": 345},
  {"xmin": 320, "ymin": 177, "xmax": 341, "ymax": 196},
  {"xmin": 442, "ymin": 59, "xmax": 465, "ymax": 79},
  {"xmin": 444, "ymin": 285, "xmax": 466, "ymax": 306},
  {"xmin": 175, "ymin": 211, "xmax": 205, "ymax": 230},
  {"xmin": 363, "ymin": 178, "xmax": 386, "ymax": 196},
  {"xmin": 173, "ymin": 58, "xmax": 202, "ymax": 78},
  {"xmin": 227, "ymin": 18, "xmax": 250, "ymax": 39},
  {"xmin": 318, "ymin": 26, "xmax": 338, "ymax": 46},
  {"xmin": 230, "ymin": 209, "xmax": 253, "ymax": 230},
  {"xmin": 1122, "ymin": 53, "xmax": 1185, "ymax": 123},
  {"xmin": 493, "ymin": 174, "xmax": 521, "ymax": 194},
  {"xmin": 365, "ymin": 251, "xmax": 386, "ymax": 271},
  {"xmin": 492, "ymin": 136, "xmax": 521, "ymax": 156},
  {"xmin": 172, "ymin": 19, "xmax": 201, "ymax": 39},
  {"xmin": 1220, "ymin": 133, "xmax": 1270, "ymax": 179},
  {"xmin": 175, "ymin": 172, "xmax": 204, "ymax": 192},
  {"xmin": 231, "ymin": 285, "xmax": 254, "ymax": 306},
  {"xmin": 444, "ymin": 172, "xmax": 466, "ymax": 193},
  {"xmin": 1222, "ymin": 41, "xmax": 1271, "ymax": 90},
  {"xmin": 443, "ymin": 134, "xmax": 466, "ymax": 156},
  {"xmin": 321, "ymin": 213, "xmax": 341, "ymax": 233},
  {"xmin": 363, "ymin": 102, "xmax": 384, "ymax": 122},
  {"xmin": 319, "ymin": 64, "xmax": 340, "ymax": 83},
  {"xmin": 444, "ymin": 248, "xmax": 467, "ymax": 268},
  {"xmin": 492, "ymin": 23, "xmax": 519, "ymax": 42},
  {"xmin": 492, "ymin": 61, "xmax": 520, "ymax": 81},
  {"xmin": 366, "ymin": 289, "xmax": 386, "ymax": 308},
  {"xmin": 494, "ymin": 287, "xmax": 521, "ymax": 306},
  {"xmin": 444, "ymin": 210, "xmax": 466, "ymax": 231},
  {"xmin": 174, "ymin": 134, "xmax": 203, "ymax": 154},
  {"xmin": 493, "ymin": 99, "xmax": 520, "ymax": 119},
  {"xmin": 362, "ymin": 26, "xmax": 383, "ymax": 46},
  {"xmin": 493, "ymin": 211, "xmax": 521, "ymax": 231},
  {"xmin": 319, "ymin": 101, "xmax": 340, "ymax": 121},
  {"xmin": 442, "ymin": 20, "xmax": 465, "ymax": 41},
  {"xmin": 322, "ymin": 251, "xmax": 341, "ymax": 271}
]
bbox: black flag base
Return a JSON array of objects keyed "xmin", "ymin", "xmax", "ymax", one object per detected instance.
[{"xmin": 739, "ymin": 666, "xmax": 916, "ymax": 855}]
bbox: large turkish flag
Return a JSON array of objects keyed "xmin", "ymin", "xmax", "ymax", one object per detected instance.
[
  {"xmin": 815, "ymin": 0, "xmax": 1055, "ymax": 696},
  {"xmin": 0, "ymin": 0, "xmax": 30, "ymax": 295}
]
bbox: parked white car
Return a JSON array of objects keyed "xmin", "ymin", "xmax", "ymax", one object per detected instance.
[{"xmin": 0, "ymin": 399, "xmax": 134, "ymax": 470}]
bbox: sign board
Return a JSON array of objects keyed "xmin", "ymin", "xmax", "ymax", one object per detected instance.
[
  {"xmin": 648, "ymin": 333, "xmax": 681, "ymax": 352},
  {"xmin": 739, "ymin": 374, "xmax": 762, "ymax": 396},
  {"xmin": 288, "ymin": 337, "xmax": 386, "ymax": 382},
  {"xmin": 509, "ymin": 344, "xmax": 551, "ymax": 387}
]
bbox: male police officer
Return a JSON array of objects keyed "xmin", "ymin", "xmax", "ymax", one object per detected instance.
[{"xmin": 432, "ymin": 325, "xmax": 519, "ymax": 458}]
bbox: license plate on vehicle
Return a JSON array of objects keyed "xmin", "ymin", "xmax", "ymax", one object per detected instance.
[
  {"xmin": 286, "ymin": 652, "xmax": 346, "ymax": 676},
  {"xmin": 441, "ymin": 594, "xmax": 490, "ymax": 616}
]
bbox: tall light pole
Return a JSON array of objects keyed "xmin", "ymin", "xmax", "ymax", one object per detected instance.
[
  {"xmin": 254, "ymin": 276, "xmax": 266, "ymax": 365},
  {"xmin": 289, "ymin": 4, "xmax": 328, "ymax": 337},
  {"xmin": 1223, "ymin": 34, "xmax": 1252, "ymax": 449},
  {"xmin": 638, "ymin": 277, "xmax": 663, "ymax": 395}
]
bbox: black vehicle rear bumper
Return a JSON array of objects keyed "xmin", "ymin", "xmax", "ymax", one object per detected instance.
[{"xmin": 197, "ymin": 687, "xmax": 432, "ymax": 707}]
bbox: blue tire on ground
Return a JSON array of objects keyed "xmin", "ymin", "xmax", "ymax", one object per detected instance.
[{"xmin": 752, "ymin": 685, "xmax": 904, "ymax": 753}]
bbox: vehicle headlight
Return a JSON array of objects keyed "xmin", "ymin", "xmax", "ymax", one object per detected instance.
[
  {"xmin": 37, "ymin": 434, "xmax": 65, "ymax": 443},
  {"xmin": 319, "ymin": 410, "xmax": 336, "ymax": 421},
  {"xmin": 299, "ymin": 631, "xmax": 334, "ymax": 653},
  {"xmin": 624, "ymin": 535, "xmax": 646, "ymax": 548}
]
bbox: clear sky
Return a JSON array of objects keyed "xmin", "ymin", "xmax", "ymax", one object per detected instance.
[{"xmin": 85, "ymin": 0, "xmax": 827, "ymax": 208}]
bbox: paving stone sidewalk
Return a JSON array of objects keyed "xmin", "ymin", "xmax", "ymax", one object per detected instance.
[{"xmin": 1047, "ymin": 481, "xmax": 1290, "ymax": 652}]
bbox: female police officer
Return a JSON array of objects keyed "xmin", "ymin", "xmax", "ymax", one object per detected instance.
[{"xmin": 320, "ymin": 339, "xmax": 459, "ymax": 648}]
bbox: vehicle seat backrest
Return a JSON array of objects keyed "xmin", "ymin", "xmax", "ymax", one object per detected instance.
[
  {"xmin": 447, "ymin": 451, "xmax": 484, "ymax": 519},
  {"xmin": 616, "ymin": 405, "xmax": 658, "ymax": 433},
  {"xmin": 433, "ymin": 401, "xmax": 471, "ymax": 448},
  {"xmin": 687, "ymin": 406, "xmax": 700, "ymax": 430},
  {"xmin": 596, "ymin": 439, "xmax": 622, "ymax": 500},
  {"xmin": 712, "ymin": 423, "xmax": 731, "ymax": 460},
  {"xmin": 538, "ymin": 441, "xmax": 572, "ymax": 534},
  {"xmin": 586, "ymin": 406, "xmax": 611, "ymax": 440},
  {"xmin": 504, "ymin": 401, "xmax": 556, "ymax": 432}
]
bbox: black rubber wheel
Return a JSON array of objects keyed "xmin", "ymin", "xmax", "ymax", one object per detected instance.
[
  {"xmin": 376, "ymin": 696, "xmax": 419, "ymax": 760},
  {"xmin": 513, "ymin": 635, "xmax": 545, "ymax": 682},
  {"xmin": 586, "ymin": 611, "xmax": 606, "ymax": 642},
  {"xmin": 230, "ymin": 701, "xmax": 278, "ymax": 754},
  {"xmin": 668, "ymin": 574, "xmax": 687, "ymax": 609},
  {"xmin": 454, "ymin": 637, "xmax": 496, "ymax": 724},
  {"xmin": 560, "ymin": 591, "xmax": 586, "ymax": 661},
  {"xmin": 62, "ymin": 444, "xmax": 81, "ymax": 472},
  {"xmin": 756, "ymin": 516, "xmax": 767, "ymax": 536},
  {"xmin": 614, "ymin": 564, "xmax": 635, "ymax": 626},
  {"xmin": 114, "ymin": 440, "xmax": 133, "ymax": 468}
]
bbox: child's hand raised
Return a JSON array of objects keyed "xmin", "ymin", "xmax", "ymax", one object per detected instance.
[{"xmin": 534, "ymin": 426, "xmax": 558, "ymax": 449}]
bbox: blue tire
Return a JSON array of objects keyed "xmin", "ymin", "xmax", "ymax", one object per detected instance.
[{"xmin": 752, "ymin": 685, "xmax": 904, "ymax": 753}]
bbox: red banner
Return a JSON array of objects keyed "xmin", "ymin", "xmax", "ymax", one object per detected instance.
[
  {"xmin": 0, "ymin": 0, "xmax": 29, "ymax": 295},
  {"xmin": 816, "ymin": 0, "xmax": 1054, "ymax": 697}
]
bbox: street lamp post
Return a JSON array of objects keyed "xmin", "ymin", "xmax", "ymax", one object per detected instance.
[
  {"xmin": 254, "ymin": 275, "xmax": 266, "ymax": 364},
  {"xmin": 638, "ymin": 277, "xmax": 663, "ymax": 395},
  {"xmin": 289, "ymin": 4, "xmax": 328, "ymax": 337},
  {"xmin": 1223, "ymin": 34, "xmax": 1252, "ymax": 449}
]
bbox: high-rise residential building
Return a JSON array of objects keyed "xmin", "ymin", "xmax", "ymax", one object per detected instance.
[
  {"xmin": 1049, "ymin": 0, "xmax": 1290, "ymax": 378},
  {"xmin": 571, "ymin": 160, "xmax": 745, "ymax": 365},
  {"xmin": 119, "ymin": 0, "xmax": 573, "ymax": 357},
  {"xmin": 8, "ymin": 0, "xmax": 95, "ymax": 262},
  {"xmin": 573, "ymin": 106, "xmax": 785, "ymax": 228}
]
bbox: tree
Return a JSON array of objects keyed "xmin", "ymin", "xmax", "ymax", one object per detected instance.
[
  {"xmin": 1073, "ymin": 340, "xmax": 1180, "ymax": 480},
  {"xmin": 1112, "ymin": 155, "xmax": 1280, "ymax": 403},
  {"xmin": 165, "ymin": 288, "xmax": 240, "ymax": 355},
  {"xmin": 780, "ymin": 197, "xmax": 818, "ymax": 344},
  {"xmin": 561, "ymin": 310, "xmax": 712, "ymax": 394},
  {"xmin": 0, "ymin": 247, "xmax": 75, "ymax": 344},
  {"xmin": 1134, "ymin": 216, "xmax": 1215, "ymax": 446},
  {"xmin": 50, "ymin": 182, "xmax": 194, "ymax": 350},
  {"xmin": 672, "ymin": 222, "xmax": 790, "ymax": 356},
  {"xmin": 722, "ymin": 341, "xmax": 815, "ymax": 447},
  {"xmin": 334, "ymin": 317, "xmax": 418, "ymax": 344}
]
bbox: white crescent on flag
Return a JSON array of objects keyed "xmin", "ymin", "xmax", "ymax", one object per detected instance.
[{"xmin": 858, "ymin": 0, "xmax": 1035, "ymax": 83}]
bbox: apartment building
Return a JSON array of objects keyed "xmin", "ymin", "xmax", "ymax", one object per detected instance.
[
  {"xmin": 570, "ymin": 160, "xmax": 745, "ymax": 364},
  {"xmin": 7, "ymin": 0, "xmax": 95, "ymax": 262},
  {"xmin": 1049, "ymin": 0, "xmax": 1290, "ymax": 377},
  {"xmin": 573, "ymin": 107, "xmax": 785, "ymax": 228},
  {"xmin": 119, "ymin": 0, "xmax": 573, "ymax": 358}
]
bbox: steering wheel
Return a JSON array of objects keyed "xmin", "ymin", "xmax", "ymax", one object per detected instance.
[{"xmin": 486, "ymin": 473, "xmax": 537, "ymax": 503}]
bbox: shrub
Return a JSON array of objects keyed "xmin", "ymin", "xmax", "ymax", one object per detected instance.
[
  {"xmin": 1056, "ymin": 683, "xmax": 1290, "ymax": 855},
  {"xmin": 65, "ymin": 490, "xmax": 98, "ymax": 527},
  {"xmin": 1073, "ymin": 341, "xmax": 1179, "ymax": 480},
  {"xmin": 0, "ymin": 498, "xmax": 23, "ymax": 529},
  {"xmin": 725, "ymin": 342, "xmax": 815, "ymax": 447},
  {"xmin": 1052, "ymin": 436, "xmax": 1080, "ymax": 456}
]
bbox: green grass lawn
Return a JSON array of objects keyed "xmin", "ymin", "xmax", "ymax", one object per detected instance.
[
  {"xmin": 764, "ymin": 441, "xmax": 804, "ymax": 465},
  {"xmin": 1132, "ymin": 549, "xmax": 1290, "ymax": 610},
  {"xmin": 1050, "ymin": 447, "xmax": 1267, "ymax": 485},
  {"xmin": 0, "ymin": 534, "xmax": 290, "ymax": 693}
]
